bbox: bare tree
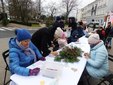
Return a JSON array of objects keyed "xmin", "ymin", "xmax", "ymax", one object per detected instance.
[
  {"xmin": 44, "ymin": 2, "xmax": 58, "ymax": 18},
  {"xmin": 48, "ymin": 2, "xmax": 57, "ymax": 17},
  {"xmin": 34, "ymin": 0, "xmax": 42, "ymax": 20},
  {"xmin": 1, "ymin": 0, "xmax": 5, "ymax": 13},
  {"xmin": 30, "ymin": 0, "xmax": 46, "ymax": 22},
  {"xmin": 0, "ymin": 0, "xmax": 8, "ymax": 26},
  {"xmin": 62, "ymin": 0, "xmax": 78, "ymax": 19}
]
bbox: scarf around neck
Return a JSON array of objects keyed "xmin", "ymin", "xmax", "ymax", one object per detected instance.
[{"xmin": 16, "ymin": 39, "xmax": 37, "ymax": 62}]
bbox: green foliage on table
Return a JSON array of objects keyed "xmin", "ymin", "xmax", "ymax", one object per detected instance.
[{"xmin": 54, "ymin": 46, "xmax": 82, "ymax": 63}]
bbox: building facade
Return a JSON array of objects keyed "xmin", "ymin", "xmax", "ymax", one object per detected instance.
[
  {"xmin": 76, "ymin": 9, "xmax": 82, "ymax": 22},
  {"xmin": 79, "ymin": 0, "xmax": 111, "ymax": 26}
]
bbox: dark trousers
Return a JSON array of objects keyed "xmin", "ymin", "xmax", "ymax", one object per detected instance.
[{"xmin": 78, "ymin": 68, "xmax": 90, "ymax": 85}]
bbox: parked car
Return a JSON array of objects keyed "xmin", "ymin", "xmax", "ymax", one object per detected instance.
[{"xmin": 87, "ymin": 23, "xmax": 99, "ymax": 32}]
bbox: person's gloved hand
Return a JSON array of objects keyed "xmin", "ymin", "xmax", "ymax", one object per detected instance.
[
  {"xmin": 40, "ymin": 57, "xmax": 46, "ymax": 61},
  {"xmin": 29, "ymin": 67, "xmax": 40, "ymax": 76}
]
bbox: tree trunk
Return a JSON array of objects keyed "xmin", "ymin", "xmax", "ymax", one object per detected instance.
[{"xmin": 1, "ymin": 0, "xmax": 5, "ymax": 13}]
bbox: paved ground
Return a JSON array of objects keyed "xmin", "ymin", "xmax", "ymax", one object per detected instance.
[
  {"xmin": 0, "ymin": 38, "xmax": 10, "ymax": 85},
  {"xmin": 0, "ymin": 28, "xmax": 36, "ymax": 38},
  {"xmin": 0, "ymin": 38, "xmax": 113, "ymax": 85}
]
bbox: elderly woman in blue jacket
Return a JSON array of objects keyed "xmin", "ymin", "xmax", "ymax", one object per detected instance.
[
  {"xmin": 9, "ymin": 28, "xmax": 45, "ymax": 76},
  {"xmin": 84, "ymin": 34, "xmax": 109, "ymax": 79}
]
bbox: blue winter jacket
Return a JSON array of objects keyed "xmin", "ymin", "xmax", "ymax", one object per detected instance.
[
  {"xmin": 86, "ymin": 41, "xmax": 109, "ymax": 79},
  {"xmin": 9, "ymin": 38, "xmax": 42, "ymax": 76}
]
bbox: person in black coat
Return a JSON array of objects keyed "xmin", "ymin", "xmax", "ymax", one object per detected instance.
[
  {"xmin": 77, "ymin": 21, "xmax": 85, "ymax": 38},
  {"xmin": 31, "ymin": 27, "xmax": 52, "ymax": 57},
  {"xmin": 68, "ymin": 17, "xmax": 77, "ymax": 35},
  {"xmin": 60, "ymin": 16, "xmax": 65, "ymax": 31},
  {"xmin": 50, "ymin": 16, "xmax": 64, "ymax": 40},
  {"xmin": 105, "ymin": 22, "xmax": 112, "ymax": 39},
  {"xmin": 52, "ymin": 16, "xmax": 62, "ymax": 30},
  {"xmin": 105, "ymin": 22, "xmax": 112, "ymax": 48}
]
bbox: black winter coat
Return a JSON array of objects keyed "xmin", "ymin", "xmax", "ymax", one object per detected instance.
[{"xmin": 31, "ymin": 27, "xmax": 52, "ymax": 57}]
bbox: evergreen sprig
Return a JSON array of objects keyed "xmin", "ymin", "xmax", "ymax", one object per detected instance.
[{"xmin": 54, "ymin": 46, "xmax": 82, "ymax": 63}]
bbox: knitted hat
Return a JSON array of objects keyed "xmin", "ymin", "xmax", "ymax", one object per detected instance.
[
  {"xmin": 56, "ymin": 16, "xmax": 61, "ymax": 21},
  {"xmin": 88, "ymin": 34, "xmax": 100, "ymax": 44},
  {"xmin": 15, "ymin": 28, "xmax": 31, "ymax": 42},
  {"xmin": 54, "ymin": 27, "xmax": 64, "ymax": 38}
]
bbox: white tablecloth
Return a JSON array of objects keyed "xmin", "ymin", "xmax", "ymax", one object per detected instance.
[
  {"xmin": 10, "ymin": 36, "xmax": 90, "ymax": 85},
  {"xmin": 10, "ymin": 57, "xmax": 87, "ymax": 85}
]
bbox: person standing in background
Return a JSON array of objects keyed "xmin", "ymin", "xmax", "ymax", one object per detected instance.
[
  {"xmin": 105, "ymin": 22, "xmax": 112, "ymax": 48},
  {"xmin": 68, "ymin": 17, "xmax": 77, "ymax": 35},
  {"xmin": 96, "ymin": 26, "xmax": 106, "ymax": 42},
  {"xmin": 105, "ymin": 22, "xmax": 112, "ymax": 40},
  {"xmin": 60, "ymin": 16, "xmax": 65, "ymax": 31}
]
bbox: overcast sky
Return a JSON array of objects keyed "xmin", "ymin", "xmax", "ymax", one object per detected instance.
[
  {"xmin": 41, "ymin": 0, "xmax": 95, "ymax": 8},
  {"xmin": 78, "ymin": 0, "xmax": 95, "ymax": 8},
  {"xmin": 33, "ymin": 0, "xmax": 96, "ymax": 16}
]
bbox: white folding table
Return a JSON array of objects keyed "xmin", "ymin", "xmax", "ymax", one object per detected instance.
[{"xmin": 10, "ymin": 36, "xmax": 90, "ymax": 85}]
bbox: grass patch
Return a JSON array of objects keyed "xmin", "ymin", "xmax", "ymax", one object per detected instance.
[{"xmin": 31, "ymin": 23, "xmax": 41, "ymax": 27}]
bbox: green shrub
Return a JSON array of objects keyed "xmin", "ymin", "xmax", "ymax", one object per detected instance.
[
  {"xmin": 31, "ymin": 23, "xmax": 40, "ymax": 27},
  {"xmin": 2, "ymin": 18, "xmax": 9, "ymax": 26},
  {"xmin": 9, "ymin": 21, "xmax": 32, "ymax": 26},
  {"xmin": 45, "ymin": 19, "xmax": 53, "ymax": 27}
]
